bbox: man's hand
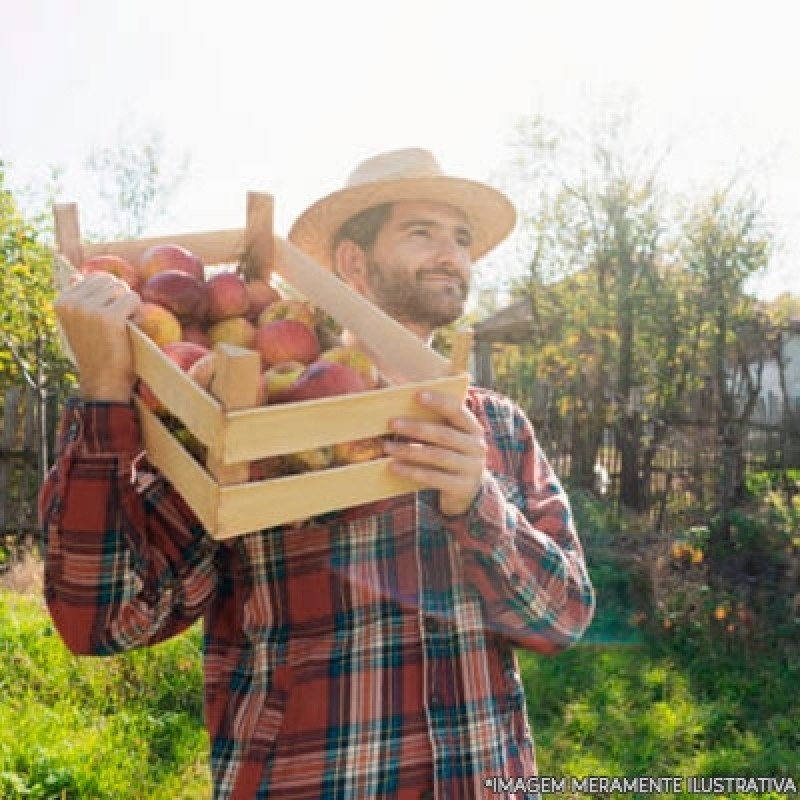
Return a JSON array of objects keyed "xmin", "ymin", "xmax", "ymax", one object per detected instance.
[
  {"xmin": 55, "ymin": 272, "xmax": 142, "ymax": 403},
  {"xmin": 385, "ymin": 390, "xmax": 487, "ymax": 517}
]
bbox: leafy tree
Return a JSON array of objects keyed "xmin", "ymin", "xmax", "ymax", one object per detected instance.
[
  {"xmin": 681, "ymin": 184, "xmax": 773, "ymax": 507},
  {"xmin": 84, "ymin": 126, "xmax": 189, "ymax": 240},
  {"xmin": 0, "ymin": 162, "xmax": 74, "ymax": 394}
]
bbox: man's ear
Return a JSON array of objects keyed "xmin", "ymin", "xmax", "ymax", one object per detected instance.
[{"xmin": 334, "ymin": 240, "xmax": 370, "ymax": 294}]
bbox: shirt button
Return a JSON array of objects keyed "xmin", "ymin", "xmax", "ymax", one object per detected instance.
[
  {"xmin": 510, "ymin": 572, "xmax": 521, "ymax": 588},
  {"xmin": 429, "ymin": 694, "xmax": 443, "ymax": 711},
  {"xmin": 424, "ymin": 616, "xmax": 439, "ymax": 633},
  {"xmin": 420, "ymin": 791, "xmax": 434, "ymax": 800}
]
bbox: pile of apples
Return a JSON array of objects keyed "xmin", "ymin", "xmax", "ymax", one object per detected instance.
[{"xmin": 79, "ymin": 245, "xmax": 387, "ymax": 476}]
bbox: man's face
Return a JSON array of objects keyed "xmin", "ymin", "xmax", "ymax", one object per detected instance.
[{"xmin": 363, "ymin": 201, "xmax": 473, "ymax": 332}]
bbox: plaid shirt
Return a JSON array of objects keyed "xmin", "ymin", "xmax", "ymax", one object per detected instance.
[{"xmin": 40, "ymin": 386, "xmax": 594, "ymax": 800}]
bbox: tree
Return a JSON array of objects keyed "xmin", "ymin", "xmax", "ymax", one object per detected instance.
[
  {"xmin": 84, "ymin": 126, "xmax": 189, "ymax": 240},
  {"xmin": 0, "ymin": 162, "xmax": 73, "ymax": 394},
  {"xmin": 681, "ymin": 184, "xmax": 773, "ymax": 507}
]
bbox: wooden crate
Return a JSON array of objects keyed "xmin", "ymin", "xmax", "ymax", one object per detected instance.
[{"xmin": 53, "ymin": 193, "xmax": 470, "ymax": 539}]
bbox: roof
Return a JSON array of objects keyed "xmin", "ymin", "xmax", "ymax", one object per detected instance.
[{"xmin": 473, "ymin": 297, "xmax": 534, "ymax": 343}]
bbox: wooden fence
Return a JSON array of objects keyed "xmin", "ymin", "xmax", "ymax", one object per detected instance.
[{"xmin": 0, "ymin": 386, "xmax": 61, "ymax": 540}]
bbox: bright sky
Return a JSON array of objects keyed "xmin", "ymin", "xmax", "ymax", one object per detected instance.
[{"xmin": 3, "ymin": 0, "xmax": 799, "ymax": 300}]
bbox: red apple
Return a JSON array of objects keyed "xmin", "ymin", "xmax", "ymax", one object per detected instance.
[
  {"xmin": 162, "ymin": 341, "xmax": 210, "ymax": 371},
  {"xmin": 139, "ymin": 244, "xmax": 204, "ymax": 283},
  {"xmin": 257, "ymin": 298, "xmax": 316, "ymax": 329},
  {"xmin": 80, "ymin": 254, "xmax": 141, "ymax": 290},
  {"xmin": 250, "ymin": 455, "xmax": 291, "ymax": 480},
  {"xmin": 246, "ymin": 279, "xmax": 283, "ymax": 318},
  {"xmin": 132, "ymin": 302, "xmax": 182, "ymax": 347},
  {"xmin": 207, "ymin": 272, "xmax": 250, "ymax": 322},
  {"xmin": 141, "ymin": 270, "xmax": 209, "ymax": 323},
  {"xmin": 137, "ymin": 341, "xmax": 209, "ymax": 413},
  {"xmin": 182, "ymin": 323, "xmax": 212, "ymax": 348},
  {"xmin": 262, "ymin": 360, "xmax": 306, "ymax": 403},
  {"xmin": 254, "ymin": 319, "xmax": 320, "ymax": 367},
  {"xmin": 208, "ymin": 316, "xmax": 257, "ymax": 349},
  {"xmin": 281, "ymin": 360, "xmax": 367, "ymax": 403},
  {"xmin": 187, "ymin": 352, "xmax": 216, "ymax": 391},
  {"xmin": 319, "ymin": 345, "xmax": 381, "ymax": 389}
]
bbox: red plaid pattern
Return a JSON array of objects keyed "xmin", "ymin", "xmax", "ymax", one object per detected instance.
[{"xmin": 40, "ymin": 387, "xmax": 594, "ymax": 799}]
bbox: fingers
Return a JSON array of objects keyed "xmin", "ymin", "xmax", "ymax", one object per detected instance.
[{"xmin": 386, "ymin": 390, "xmax": 487, "ymax": 516}]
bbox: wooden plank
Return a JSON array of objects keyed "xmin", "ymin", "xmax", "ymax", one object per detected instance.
[
  {"xmin": 242, "ymin": 192, "xmax": 274, "ymax": 280},
  {"xmin": 222, "ymin": 373, "xmax": 469, "ymax": 463},
  {"xmin": 53, "ymin": 203, "xmax": 84, "ymax": 269},
  {"xmin": 134, "ymin": 397, "xmax": 220, "ymax": 533},
  {"xmin": 213, "ymin": 458, "xmax": 420, "ymax": 539},
  {"xmin": 128, "ymin": 323, "xmax": 222, "ymax": 447},
  {"xmin": 83, "ymin": 228, "xmax": 246, "ymax": 269},
  {"xmin": 205, "ymin": 344, "xmax": 261, "ymax": 485}
]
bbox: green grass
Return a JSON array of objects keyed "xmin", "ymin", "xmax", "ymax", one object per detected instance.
[
  {"xmin": 2, "ymin": 557, "xmax": 799, "ymax": 798},
  {"xmin": 520, "ymin": 643, "xmax": 799, "ymax": 798},
  {"xmin": 0, "ymin": 592, "xmax": 210, "ymax": 799}
]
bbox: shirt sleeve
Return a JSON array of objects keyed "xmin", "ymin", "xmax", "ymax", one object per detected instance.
[
  {"xmin": 441, "ymin": 390, "xmax": 595, "ymax": 654},
  {"xmin": 39, "ymin": 398, "xmax": 219, "ymax": 656}
]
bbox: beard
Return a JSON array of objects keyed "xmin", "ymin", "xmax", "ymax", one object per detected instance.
[{"xmin": 365, "ymin": 259, "xmax": 469, "ymax": 330}]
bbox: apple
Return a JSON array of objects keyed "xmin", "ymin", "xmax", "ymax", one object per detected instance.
[
  {"xmin": 246, "ymin": 279, "xmax": 283, "ymax": 318},
  {"xmin": 253, "ymin": 319, "xmax": 320, "ymax": 368},
  {"xmin": 257, "ymin": 298, "xmax": 316, "ymax": 329},
  {"xmin": 286, "ymin": 446, "xmax": 335, "ymax": 473},
  {"xmin": 280, "ymin": 360, "xmax": 367, "ymax": 403},
  {"xmin": 319, "ymin": 346, "xmax": 381, "ymax": 389},
  {"xmin": 182, "ymin": 323, "xmax": 212, "ymax": 348},
  {"xmin": 161, "ymin": 340, "xmax": 210, "ymax": 370},
  {"xmin": 250, "ymin": 455, "xmax": 291, "ymax": 481},
  {"xmin": 141, "ymin": 270, "xmax": 209, "ymax": 323},
  {"xmin": 132, "ymin": 302, "xmax": 182, "ymax": 347},
  {"xmin": 262, "ymin": 360, "xmax": 306, "ymax": 403},
  {"xmin": 137, "ymin": 341, "xmax": 209, "ymax": 413},
  {"xmin": 80, "ymin": 254, "xmax": 141, "ymax": 290},
  {"xmin": 187, "ymin": 352, "xmax": 216, "ymax": 391},
  {"xmin": 333, "ymin": 436, "xmax": 387, "ymax": 466},
  {"xmin": 139, "ymin": 244, "xmax": 204, "ymax": 283},
  {"xmin": 207, "ymin": 316, "xmax": 257, "ymax": 349},
  {"xmin": 207, "ymin": 272, "xmax": 251, "ymax": 322},
  {"xmin": 172, "ymin": 425, "xmax": 206, "ymax": 462}
]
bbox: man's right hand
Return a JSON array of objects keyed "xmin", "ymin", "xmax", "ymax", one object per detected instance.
[{"xmin": 55, "ymin": 272, "xmax": 142, "ymax": 403}]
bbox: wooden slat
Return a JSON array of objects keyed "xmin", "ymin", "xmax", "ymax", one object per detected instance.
[
  {"xmin": 448, "ymin": 327, "xmax": 474, "ymax": 374},
  {"xmin": 222, "ymin": 373, "xmax": 469, "ymax": 463},
  {"xmin": 213, "ymin": 458, "xmax": 419, "ymax": 539},
  {"xmin": 83, "ymin": 228, "xmax": 246, "ymax": 269},
  {"xmin": 134, "ymin": 397, "xmax": 220, "ymax": 533},
  {"xmin": 205, "ymin": 344, "xmax": 261, "ymax": 485},
  {"xmin": 242, "ymin": 192, "xmax": 274, "ymax": 280},
  {"xmin": 53, "ymin": 203, "xmax": 84, "ymax": 268},
  {"xmin": 127, "ymin": 324, "xmax": 222, "ymax": 447}
]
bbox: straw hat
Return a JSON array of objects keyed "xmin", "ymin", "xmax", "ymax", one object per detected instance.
[{"xmin": 288, "ymin": 148, "xmax": 516, "ymax": 269}]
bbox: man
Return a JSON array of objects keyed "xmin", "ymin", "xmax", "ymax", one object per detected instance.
[{"xmin": 41, "ymin": 148, "xmax": 595, "ymax": 799}]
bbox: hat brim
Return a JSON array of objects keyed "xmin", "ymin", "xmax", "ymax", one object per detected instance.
[{"xmin": 288, "ymin": 175, "xmax": 516, "ymax": 269}]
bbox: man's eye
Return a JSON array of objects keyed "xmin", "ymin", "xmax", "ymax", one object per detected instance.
[{"xmin": 457, "ymin": 234, "xmax": 472, "ymax": 248}]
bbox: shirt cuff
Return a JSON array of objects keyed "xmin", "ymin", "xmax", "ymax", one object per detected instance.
[
  {"xmin": 62, "ymin": 397, "xmax": 143, "ymax": 456},
  {"xmin": 439, "ymin": 471, "xmax": 509, "ymax": 549}
]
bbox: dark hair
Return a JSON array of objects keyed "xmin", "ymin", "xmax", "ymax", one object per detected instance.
[{"xmin": 332, "ymin": 203, "xmax": 392, "ymax": 260}]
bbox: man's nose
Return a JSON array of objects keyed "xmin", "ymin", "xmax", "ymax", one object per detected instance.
[{"xmin": 433, "ymin": 234, "xmax": 471, "ymax": 270}]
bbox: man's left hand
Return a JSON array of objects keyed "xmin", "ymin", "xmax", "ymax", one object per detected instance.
[{"xmin": 385, "ymin": 390, "xmax": 487, "ymax": 517}]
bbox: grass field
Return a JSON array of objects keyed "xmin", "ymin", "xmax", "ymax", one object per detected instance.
[{"xmin": 2, "ymin": 508, "xmax": 798, "ymax": 800}]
